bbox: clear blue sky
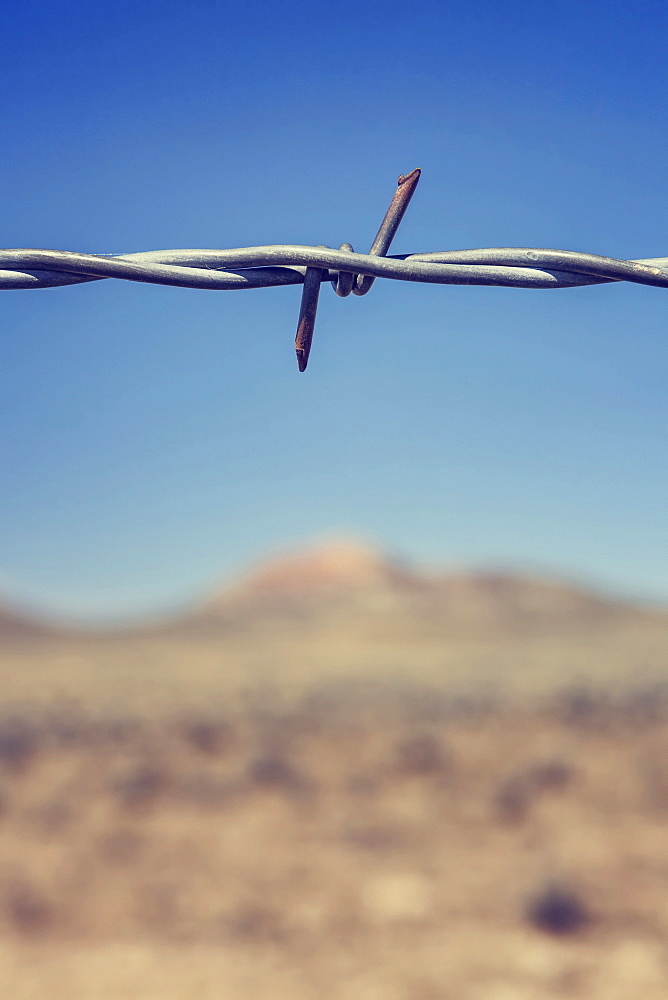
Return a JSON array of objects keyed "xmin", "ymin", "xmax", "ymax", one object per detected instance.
[{"xmin": 1, "ymin": 0, "xmax": 666, "ymax": 619}]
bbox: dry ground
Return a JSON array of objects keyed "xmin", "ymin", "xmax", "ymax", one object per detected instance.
[{"xmin": 0, "ymin": 685, "xmax": 666, "ymax": 999}]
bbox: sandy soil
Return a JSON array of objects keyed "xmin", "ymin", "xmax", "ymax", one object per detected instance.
[{"xmin": 0, "ymin": 689, "xmax": 666, "ymax": 999}]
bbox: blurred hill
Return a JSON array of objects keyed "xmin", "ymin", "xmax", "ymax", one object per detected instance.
[
  {"xmin": 0, "ymin": 540, "xmax": 666, "ymax": 710},
  {"xmin": 0, "ymin": 603, "xmax": 64, "ymax": 643},
  {"xmin": 178, "ymin": 539, "xmax": 655, "ymax": 634}
]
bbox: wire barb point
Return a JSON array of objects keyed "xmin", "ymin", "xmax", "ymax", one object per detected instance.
[
  {"xmin": 294, "ymin": 262, "xmax": 326, "ymax": 372},
  {"xmin": 398, "ymin": 167, "xmax": 421, "ymax": 186}
]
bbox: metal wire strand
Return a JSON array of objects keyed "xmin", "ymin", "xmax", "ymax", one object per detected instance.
[
  {"xmin": 1, "ymin": 247, "xmax": 667, "ymax": 291},
  {"xmin": 331, "ymin": 244, "xmax": 355, "ymax": 297}
]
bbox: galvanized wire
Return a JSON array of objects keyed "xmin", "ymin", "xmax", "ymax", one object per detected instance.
[
  {"xmin": 2, "ymin": 167, "xmax": 666, "ymax": 370},
  {"xmin": 2, "ymin": 246, "xmax": 668, "ymax": 292}
]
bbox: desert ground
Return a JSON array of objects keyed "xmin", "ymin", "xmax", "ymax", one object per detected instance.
[{"xmin": 0, "ymin": 543, "xmax": 666, "ymax": 998}]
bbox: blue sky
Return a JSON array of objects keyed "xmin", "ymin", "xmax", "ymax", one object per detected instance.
[{"xmin": 1, "ymin": 0, "xmax": 666, "ymax": 619}]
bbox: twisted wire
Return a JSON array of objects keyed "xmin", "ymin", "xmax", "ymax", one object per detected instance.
[
  {"xmin": 2, "ymin": 246, "xmax": 668, "ymax": 292},
  {"xmin": 2, "ymin": 167, "xmax": 666, "ymax": 371}
]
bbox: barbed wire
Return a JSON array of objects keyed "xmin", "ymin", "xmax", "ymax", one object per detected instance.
[{"xmin": 2, "ymin": 168, "xmax": 667, "ymax": 370}]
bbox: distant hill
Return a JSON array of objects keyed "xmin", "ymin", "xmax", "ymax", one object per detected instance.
[
  {"xmin": 1, "ymin": 541, "xmax": 662, "ymax": 640},
  {"xmin": 0, "ymin": 602, "xmax": 65, "ymax": 642},
  {"xmin": 170, "ymin": 540, "xmax": 657, "ymax": 637},
  {"xmin": 0, "ymin": 541, "xmax": 665, "ymax": 709}
]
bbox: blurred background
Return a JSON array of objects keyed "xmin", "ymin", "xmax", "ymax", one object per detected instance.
[{"xmin": 1, "ymin": 2, "xmax": 667, "ymax": 997}]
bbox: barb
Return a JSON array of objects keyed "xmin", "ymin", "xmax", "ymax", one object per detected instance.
[
  {"xmin": 2, "ymin": 169, "xmax": 667, "ymax": 372},
  {"xmin": 353, "ymin": 167, "xmax": 421, "ymax": 296},
  {"xmin": 295, "ymin": 251, "xmax": 327, "ymax": 372},
  {"xmin": 294, "ymin": 170, "xmax": 420, "ymax": 368}
]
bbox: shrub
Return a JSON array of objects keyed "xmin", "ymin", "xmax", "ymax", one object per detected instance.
[
  {"xmin": 179, "ymin": 715, "xmax": 233, "ymax": 755},
  {"xmin": 394, "ymin": 733, "xmax": 450, "ymax": 775},
  {"xmin": 525, "ymin": 884, "xmax": 589, "ymax": 935},
  {"xmin": 110, "ymin": 763, "xmax": 168, "ymax": 808},
  {"xmin": 0, "ymin": 716, "xmax": 39, "ymax": 772},
  {"xmin": 5, "ymin": 880, "xmax": 53, "ymax": 935}
]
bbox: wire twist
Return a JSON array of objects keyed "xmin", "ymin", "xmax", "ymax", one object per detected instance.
[{"xmin": 2, "ymin": 168, "xmax": 667, "ymax": 370}]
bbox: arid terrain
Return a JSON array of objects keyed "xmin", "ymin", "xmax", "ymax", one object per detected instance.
[{"xmin": 0, "ymin": 542, "xmax": 666, "ymax": 999}]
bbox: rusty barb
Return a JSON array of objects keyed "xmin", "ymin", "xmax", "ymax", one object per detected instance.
[
  {"xmin": 2, "ymin": 167, "xmax": 668, "ymax": 373},
  {"xmin": 296, "ymin": 168, "xmax": 421, "ymax": 371}
]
